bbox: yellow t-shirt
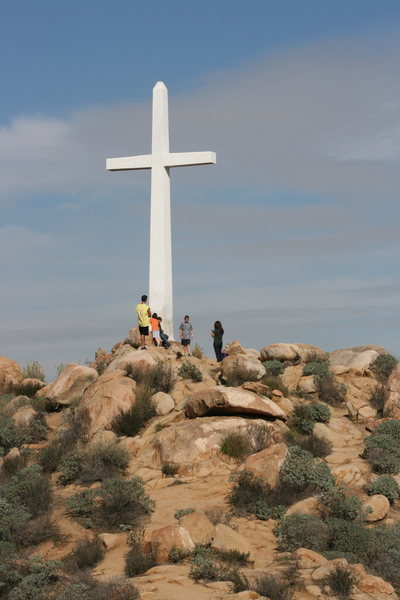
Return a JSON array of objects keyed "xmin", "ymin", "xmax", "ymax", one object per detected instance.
[{"xmin": 136, "ymin": 303, "xmax": 150, "ymax": 327}]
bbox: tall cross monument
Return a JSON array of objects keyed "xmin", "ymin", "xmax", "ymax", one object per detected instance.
[{"xmin": 106, "ymin": 82, "xmax": 216, "ymax": 339}]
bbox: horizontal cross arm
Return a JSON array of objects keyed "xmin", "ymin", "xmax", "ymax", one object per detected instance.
[
  {"xmin": 164, "ymin": 151, "xmax": 216, "ymax": 168},
  {"xmin": 106, "ymin": 154, "xmax": 152, "ymax": 171}
]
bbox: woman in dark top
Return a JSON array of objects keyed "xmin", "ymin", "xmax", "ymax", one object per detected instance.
[{"xmin": 211, "ymin": 320, "xmax": 224, "ymax": 362}]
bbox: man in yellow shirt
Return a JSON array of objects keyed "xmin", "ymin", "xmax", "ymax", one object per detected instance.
[{"xmin": 135, "ymin": 294, "xmax": 151, "ymax": 349}]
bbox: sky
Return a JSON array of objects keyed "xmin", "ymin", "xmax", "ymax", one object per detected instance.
[{"xmin": 1, "ymin": 0, "xmax": 400, "ymax": 379}]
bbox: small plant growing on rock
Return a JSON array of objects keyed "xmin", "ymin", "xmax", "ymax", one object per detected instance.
[
  {"xmin": 125, "ymin": 363, "xmax": 176, "ymax": 393},
  {"xmin": 80, "ymin": 441, "xmax": 130, "ymax": 483},
  {"xmin": 161, "ymin": 462, "xmax": 179, "ymax": 477},
  {"xmin": 261, "ymin": 375, "xmax": 288, "ymax": 396},
  {"xmin": 220, "ymin": 430, "xmax": 251, "ymax": 461},
  {"xmin": 280, "ymin": 446, "xmax": 335, "ymax": 493},
  {"xmin": 362, "ymin": 420, "xmax": 400, "ymax": 474},
  {"xmin": 22, "ymin": 359, "xmax": 46, "ymax": 382},
  {"xmin": 286, "ymin": 430, "xmax": 332, "ymax": 458},
  {"xmin": 290, "ymin": 403, "xmax": 330, "ymax": 434},
  {"xmin": 228, "ymin": 471, "xmax": 269, "ymax": 515},
  {"xmin": 303, "ymin": 356, "xmax": 330, "ymax": 377},
  {"xmin": 67, "ymin": 489, "xmax": 96, "ymax": 518},
  {"xmin": 224, "ymin": 365, "xmax": 261, "ymax": 387},
  {"xmin": 191, "ymin": 344, "xmax": 204, "ymax": 359},
  {"xmin": 369, "ymin": 384, "xmax": 386, "ymax": 413},
  {"xmin": 112, "ymin": 383, "xmax": 156, "ymax": 437},
  {"xmin": 178, "ymin": 361, "xmax": 202, "ymax": 382},
  {"xmin": 174, "ymin": 507, "xmax": 194, "ymax": 519},
  {"xmin": 275, "ymin": 513, "xmax": 330, "ymax": 552},
  {"xmin": 65, "ymin": 536, "xmax": 104, "ymax": 570},
  {"xmin": 321, "ymin": 487, "xmax": 362, "ymax": 521},
  {"xmin": 315, "ymin": 373, "xmax": 346, "ymax": 406},
  {"xmin": 125, "ymin": 544, "xmax": 156, "ymax": 576},
  {"xmin": 365, "ymin": 475, "xmax": 400, "ymax": 503},
  {"xmin": 370, "ymin": 353, "xmax": 398, "ymax": 382},
  {"xmin": 168, "ymin": 545, "xmax": 190, "ymax": 563},
  {"xmin": 325, "ymin": 564, "xmax": 355, "ymax": 599},
  {"xmin": 263, "ymin": 360, "xmax": 284, "ymax": 376},
  {"xmin": 253, "ymin": 572, "xmax": 293, "ymax": 600}
]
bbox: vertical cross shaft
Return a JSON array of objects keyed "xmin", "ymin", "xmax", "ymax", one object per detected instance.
[{"xmin": 149, "ymin": 82, "xmax": 174, "ymax": 338}]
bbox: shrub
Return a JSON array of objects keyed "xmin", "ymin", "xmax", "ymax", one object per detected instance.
[
  {"xmin": 321, "ymin": 488, "xmax": 362, "ymax": 521},
  {"xmin": 325, "ymin": 564, "xmax": 355, "ymax": 599},
  {"xmin": 168, "ymin": 545, "xmax": 190, "ymax": 563},
  {"xmin": 189, "ymin": 547, "xmax": 220, "ymax": 581},
  {"xmin": 261, "ymin": 375, "xmax": 289, "ymax": 396},
  {"xmin": 99, "ymin": 477, "xmax": 154, "ymax": 526},
  {"xmin": 255, "ymin": 500, "xmax": 286, "ymax": 521},
  {"xmin": 0, "ymin": 417, "xmax": 28, "ymax": 452},
  {"xmin": 191, "ymin": 344, "xmax": 204, "ymax": 359},
  {"xmin": 327, "ymin": 518, "xmax": 369, "ymax": 555},
  {"xmin": 19, "ymin": 514, "xmax": 58, "ymax": 547},
  {"xmin": 315, "ymin": 373, "xmax": 346, "ymax": 406},
  {"xmin": 1, "ymin": 448, "xmax": 28, "ymax": 475},
  {"xmin": 303, "ymin": 358, "xmax": 330, "ymax": 377},
  {"xmin": 112, "ymin": 383, "xmax": 156, "ymax": 437},
  {"xmin": 227, "ymin": 471, "xmax": 269, "ymax": 514},
  {"xmin": 125, "ymin": 544, "xmax": 156, "ymax": 576},
  {"xmin": 22, "ymin": 360, "xmax": 46, "ymax": 381},
  {"xmin": 161, "ymin": 462, "xmax": 179, "ymax": 477},
  {"xmin": 280, "ymin": 446, "xmax": 334, "ymax": 493},
  {"xmin": 56, "ymin": 577, "xmax": 139, "ymax": 600},
  {"xmin": 80, "ymin": 442, "xmax": 130, "ymax": 483},
  {"xmin": 66, "ymin": 536, "xmax": 105, "ymax": 570},
  {"xmin": 370, "ymin": 384, "xmax": 386, "ymax": 412},
  {"xmin": 290, "ymin": 403, "xmax": 330, "ymax": 434},
  {"xmin": 174, "ymin": 508, "xmax": 194, "ymax": 519},
  {"xmin": 6, "ymin": 465, "xmax": 52, "ymax": 518},
  {"xmin": 370, "ymin": 353, "xmax": 398, "ymax": 382},
  {"xmin": 224, "ymin": 366, "xmax": 261, "ymax": 387},
  {"xmin": 67, "ymin": 490, "xmax": 96, "ymax": 518},
  {"xmin": 28, "ymin": 412, "xmax": 48, "ymax": 441},
  {"xmin": 178, "ymin": 362, "xmax": 202, "ymax": 382},
  {"xmin": 263, "ymin": 360, "xmax": 284, "ymax": 376},
  {"xmin": 1, "ymin": 556, "xmax": 59, "ymax": 600},
  {"xmin": 286, "ymin": 431, "xmax": 332, "ymax": 458},
  {"xmin": 216, "ymin": 549, "xmax": 250, "ymax": 566},
  {"xmin": 275, "ymin": 513, "xmax": 330, "ymax": 552},
  {"xmin": 58, "ymin": 451, "xmax": 84, "ymax": 485},
  {"xmin": 374, "ymin": 418, "xmax": 400, "ymax": 441},
  {"xmin": 125, "ymin": 363, "xmax": 176, "ymax": 393},
  {"xmin": 362, "ymin": 421, "xmax": 400, "ymax": 474},
  {"xmin": 253, "ymin": 573, "xmax": 293, "ymax": 600},
  {"xmin": 220, "ymin": 430, "xmax": 251, "ymax": 461},
  {"xmin": 365, "ymin": 475, "xmax": 400, "ymax": 503},
  {"xmin": 0, "ymin": 497, "xmax": 30, "ymax": 542},
  {"xmin": 39, "ymin": 442, "xmax": 65, "ymax": 473}
]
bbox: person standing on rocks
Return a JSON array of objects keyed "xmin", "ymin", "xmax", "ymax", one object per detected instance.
[
  {"xmin": 136, "ymin": 295, "xmax": 151, "ymax": 350},
  {"xmin": 150, "ymin": 313, "xmax": 160, "ymax": 346},
  {"xmin": 211, "ymin": 320, "xmax": 224, "ymax": 362},
  {"xmin": 179, "ymin": 315, "xmax": 193, "ymax": 356}
]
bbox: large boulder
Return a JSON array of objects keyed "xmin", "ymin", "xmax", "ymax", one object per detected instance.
[
  {"xmin": 384, "ymin": 363, "xmax": 400, "ymax": 419},
  {"xmin": 11, "ymin": 406, "xmax": 36, "ymax": 427},
  {"xmin": 329, "ymin": 346, "xmax": 386, "ymax": 376},
  {"xmin": 124, "ymin": 327, "xmax": 153, "ymax": 348},
  {"xmin": 145, "ymin": 525, "xmax": 194, "ymax": 562},
  {"xmin": 244, "ymin": 442, "xmax": 288, "ymax": 488},
  {"xmin": 185, "ymin": 386, "xmax": 286, "ymax": 420},
  {"xmin": 362, "ymin": 494, "xmax": 390, "ymax": 522},
  {"xmin": 221, "ymin": 354, "xmax": 265, "ymax": 383},
  {"xmin": 37, "ymin": 363, "xmax": 98, "ymax": 406},
  {"xmin": 76, "ymin": 370, "xmax": 136, "ymax": 437},
  {"xmin": 106, "ymin": 348, "xmax": 161, "ymax": 373},
  {"xmin": 152, "ymin": 391, "xmax": 174, "ymax": 415},
  {"xmin": 179, "ymin": 511, "xmax": 215, "ymax": 546},
  {"xmin": 136, "ymin": 416, "xmax": 274, "ymax": 476},
  {"xmin": 211, "ymin": 524, "xmax": 254, "ymax": 561},
  {"xmin": 0, "ymin": 357, "xmax": 23, "ymax": 392},
  {"xmin": 260, "ymin": 343, "xmax": 325, "ymax": 363}
]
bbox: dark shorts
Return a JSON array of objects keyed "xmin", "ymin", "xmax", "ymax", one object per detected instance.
[
  {"xmin": 181, "ymin": 339, "xmax": 191, "ymax": 346},
  {"xmin": 139, "ymin": 326, "xmax": 149, "ymax": 336}
]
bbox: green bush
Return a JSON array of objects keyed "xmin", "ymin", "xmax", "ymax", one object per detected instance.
[
  {"xmin": 80, "ymin": 441, "xmax": 130, "ymax": 483},
  {"xmin": 161, "ymin": 462, "xmax": 179, "ymax": 477},
  {"xmin": 255, "ymin": 501, "xmax": 286, "ymax": 521},
  {"xmin": 5, "ymin": 465, "xmax": 52, "ymax": 518},
  {"xmin": 327, "ymin": 518, "xmax": 369, "ymax": 555},
  {"xmin": 275, "ymin": 513, "xmax": 330, "ymax": 552},
  {"xmin": 58, "ymin": 451, "xmax": 84, "ymax": 485},
  {"xmin": 55, "ymin": 577, "xmax": 139, "ymax": 600},
  {"xmin": 370, "ymin": 384, "xmax": 386, "ymax": 412},
  {"xmin": 325, "ymin": 564, "xmax": 355, "ymax": 600},
  {"xmin": 0, "ymin": 497, "xmax": 30, "ymax": 542},
  {"xmin": 191, "ymin": 344, "xmax": 204, "ymax": 359},
  {"xmin": 125, "ymin": 544, "xmax": 156, "ymax": 576},
  {"xmin": 253, "ymin": 573, "xmax": 293, "ymax": 600},
  {"xmin": 224, "ymin": 365, "xmax": 261, "ymax": 387},
  {"xmin": 0, "ymin": 417, "xmax": 28, "ymax": 452},
  {"xmin": 263, "ymin": 360, "xmax": 284, "ymax": 376},
  {"xmin": 362, "ymin": 421, "xmax": 400, "ymax": 474},
  {"xmin": 66, "ymin": 536, "xmax": 104, "ymax": 570},
  {"xmin": 99, "ymin": 477, "xmax": 154, "ymax": 526},
  {"xmin": 125, "ymin": 363, "xmax": 176, "ymax": 393},
  {"xmin": 227, "ymin": 471, "xmax": 269, "ymax": 515},
  {"xmin": 0, "ymin": 556, "xmax": 59, "ymax": 600},
  {"xmin": 216, "ymin": 549, "xmax": 250, "ymax": 566},
  {"xmin": 174, "ymin": 508, "xmax": 194, "ymax": 519},
  {"xmin": 365, "ymin": 475, "xmax": 400, "ymax": 503},
  {"xmin": 315, "ymin": 374, "xmax": 346, "ymax": 406},
  {"xmin": 286, "ymin": 431, "xmax": 332, "ymax": 458},
  {"xmin": 178, "ymin": 362, "xmax": 202, "ymax": 382},
  {"xmin": 374, "ymin": 419, "xmax": 400, "ymax": 440},
  {"xmin": 112, "ymin": 383, "xmax": 156, "ymax": 437},
  {"xmin": 370, "ymin": 353, "xmax": 398, "ymax": 382},
  {"xmin": 39, "ymin": 442, "xmax": 65, "ymax": 473},
  {"xmin": 321, "ymin": 488, "xmax": 362, "ymax": 521},
  {"xmin": 189, "ymin": 547, "xmax": 220, "ymax": 581},
  {"xmin": 67, "ymin": 490, "xmax": 96, "ymax": 518},
  {"xmin": 220, "ymin": 430, "xmax": 251, "ymax": 461},
  {"xmin": 290, "ymin": 403, "xmax": 330, "ymax": 434},
  {"xmin": 280, "ymin": 446, "xmax": 335, "ymax": 493},
  {"xmin": 303, "ymin": 358, "xmax": 330, "ymax": 377},
  {"xmin": 261, "ymin": 375, "xmax": 289, "ymax": 395},
  {"xmin": 168, "ymin": 545, "xmax": 190, "ymax": 563}
]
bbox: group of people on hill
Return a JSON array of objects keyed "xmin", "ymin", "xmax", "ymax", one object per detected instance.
[{"xmin": 135, "ymin": 294, "xmax": 225, "ymax": 361}]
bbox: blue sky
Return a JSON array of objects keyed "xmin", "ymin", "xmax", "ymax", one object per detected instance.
[{"xmin": 1, "ymin": 0, "xmax": 400, "ymax": 378}]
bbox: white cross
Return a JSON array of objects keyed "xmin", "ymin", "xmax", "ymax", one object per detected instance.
[{"xmin": 106, "ymin": 82, "xmax": 216, "ymax": 339}]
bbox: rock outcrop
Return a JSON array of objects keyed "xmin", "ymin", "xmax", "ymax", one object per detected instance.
[
  {"xmin": 0, "ymin": 356, "xmax": 23, "ymax": 392},
  {"xmin": 37, "ymin": 363, "xmax": 98, "ymax": 406}
]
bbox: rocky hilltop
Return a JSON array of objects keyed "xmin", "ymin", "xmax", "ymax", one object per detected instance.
[{"xmin": 0, "ymin": 333, "xmax": 400, "ymax": 600}]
